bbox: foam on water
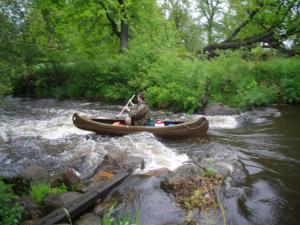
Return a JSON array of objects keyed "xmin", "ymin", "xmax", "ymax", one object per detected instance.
[
  {"xmin": 1, "ymin": 97, "xmax": 281, "ymax": 179},
  {"xmin": 0, "ymin": 98, "xmax": 189, "ymax": 178},
  {"xmin": 95, "ymin": 132, "xmax": 189, "ymax": 173},
  {"xmin": 123, "ymin": 133, "xmax": 189, "ymax": 173},
  {"xmin": 206, "ymin": 115, "xmax": 240, "ymax": 129},
  {"xmin": 191, "ymin": 114, "xmax": 240, "ymax": 129},
  {"xmin": 0, "ymin": 112, "xmax": 92, "ymax": 141}
]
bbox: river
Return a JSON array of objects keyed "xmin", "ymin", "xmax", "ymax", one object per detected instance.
[{"xmin": 0, "ymin": 97, "xmax": 299, "ymax": 225}]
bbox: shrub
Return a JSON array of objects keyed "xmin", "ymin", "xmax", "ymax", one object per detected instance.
[
  {"xmin": 252, "ymin": 57, "xmax": 300, "ymax": 103},
  {"xmin": 0, "ymin": 179, "xmax": 23, "ymax": 225},
  {"xmin": 11, "ymin": 52, "xmax": 300, "ymax": 111},
  {"xmin": 280, "ymin": 77, "xmax": 300, "ymax": 103}
]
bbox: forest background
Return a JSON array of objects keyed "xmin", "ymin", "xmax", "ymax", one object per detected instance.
[{"xmin": 1, "ymin": 0, "xmax": 300, "ymax": 112}]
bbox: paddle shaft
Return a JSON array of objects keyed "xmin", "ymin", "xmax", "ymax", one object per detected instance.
[{"xmin": 117, "ymin": 94, "xmax": 135, "ymax": 118}]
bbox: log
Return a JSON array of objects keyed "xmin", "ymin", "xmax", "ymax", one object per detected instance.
[{"xmin": 34, "ymin": 171, "xmax": 129, "ymax": 225}]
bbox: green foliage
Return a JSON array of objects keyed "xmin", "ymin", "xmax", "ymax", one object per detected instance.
[
  {"xmin": 13, "ymin": 53, "xmax": 300, "ymax": 111},
  {"xmin": 203, "ymin": 168, "xmax": 217, "ymax": 177},
  {"xmin": 0, "ymin": 179, "xmax": 23, "ymax": 225},
  {"xmin": 234, "ymin": 82, "xmax": 278, "ymax": 108},
  {"xmin": 30, "ymin": 183, "xmax": 67, "ymax": 204},
  {"xmin": 1, "ymin": 0, "xmax": 300, "ymax": 112},
  {"xmin": 62, "ymin": 208, "xmax": 73, "ymax": 225},
  {"xmin": 134, "ymin": 51, "xmax": 206, "ymax": 112},
  {"xmin": 252, "ymin": 57, "xmax": 300, "ymax": 103}
]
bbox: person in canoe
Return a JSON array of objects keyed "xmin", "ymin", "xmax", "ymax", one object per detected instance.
[{"xmin": 124, "ymin": 92, "xmax": 151, "ymax": 126}]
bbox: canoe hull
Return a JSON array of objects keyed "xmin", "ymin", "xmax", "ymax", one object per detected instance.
[{"xmin": 72, "ymin": 113, "xmax": 209, "ymax": 138}]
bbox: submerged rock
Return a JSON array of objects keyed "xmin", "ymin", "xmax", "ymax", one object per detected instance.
[{"xmin": 96, "ymin": 152, "xmax": 145, "ymax": 174}]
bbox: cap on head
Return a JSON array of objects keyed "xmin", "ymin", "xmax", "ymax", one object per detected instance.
[{"xmin": 138, "ymin": 92, "xmax": 145, "ymax": 101}]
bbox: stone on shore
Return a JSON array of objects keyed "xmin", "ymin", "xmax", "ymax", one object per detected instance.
[
  {"xmin": 19, "ymin": 165, "xmax": 49, "ymax": 183},
  {"xmin": 74, "ymin": 213, "xmax": 101, "ymax": 225},
  {"xmin": 19, "ymin": 197, "xmax": 41, "ymax": 220},
  {"xmin": 49, "ymin": 168, "xmax": 81, "ymax": 191},
  {"xmin": 43, "ymin": 192, "xmax": 82, "ymax": 213}
]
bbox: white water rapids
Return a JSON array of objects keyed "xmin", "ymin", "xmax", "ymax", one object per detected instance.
[{"xmin": 0, "ymin": 97, "xmax": 277, "ymax": 179}]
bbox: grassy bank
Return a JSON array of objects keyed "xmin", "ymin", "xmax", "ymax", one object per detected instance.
[{"xmin": 10, "ymin": 52, "xmax": 300, "ymax": 112}]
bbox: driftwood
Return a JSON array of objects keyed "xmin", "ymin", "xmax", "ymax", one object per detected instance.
[{"xmin": 34, "ymin": 171, "xmax": 129, "ymax": 225}]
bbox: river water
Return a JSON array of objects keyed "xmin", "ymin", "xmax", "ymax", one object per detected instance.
[{"xmin": 0, "ymin": 97, "xmax": 299, "ymax": 225}]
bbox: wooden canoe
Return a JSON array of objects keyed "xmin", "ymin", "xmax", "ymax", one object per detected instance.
[{"xmin": 72, "ymin": 113, "xmax": 209, "ymax": 138}]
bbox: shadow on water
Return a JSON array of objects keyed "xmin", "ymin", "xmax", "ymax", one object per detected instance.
[{"xmin": 1, "ymin": 97, "xmax": 300, "ymax": 224}]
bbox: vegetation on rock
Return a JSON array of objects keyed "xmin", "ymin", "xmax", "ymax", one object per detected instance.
[
  {"xmin": 168, "ymin": 174, "xmax": 223, "ymax": 211},
  {"xmin": 30, "ymin": 182, "xmax": 68, "ymax": 204}
]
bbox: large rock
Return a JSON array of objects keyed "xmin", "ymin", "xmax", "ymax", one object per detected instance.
[
  {"xmin": 74, "ymin": 213, "xmax": 101, "ymax": 225},
  {"xmin": 93, "ymin": 198, "xmax": 115, "ymax": 216},
  {"xmin": 20, "ymin": 220, "xmax": 36, "ymax": 225},
  {"xmin": 19, "ymin": 197, "xmax": 41, "ymax": 220},
  {"xmin": 2, "ymin": 176, "xmax": 31, "ymax": 195},
  {"xmin": 49, "ymin": 169, "xmax": 81, "ymax": 191},
  {"xmin": 160, "ymin": 164, "xmax": 204, "ymax": 193},
  {"xmin": 97, "ymin": 152, "xmax": 145, "ymax": 174},
  {"xmin": 203, "ymin": 103, "xmax": 240, "ymax": 116},
  {"xmin": 43, "ymin": 192, "xmax": 82, "ymax": 213},
  {"xmin": 19, "ymin": 165, "xmax": 49, "ymax": 183}
]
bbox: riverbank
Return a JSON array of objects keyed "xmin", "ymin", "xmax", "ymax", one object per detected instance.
[
  {"xmin": 1, "ymin": 151, "xmax": 227, "ymax": 225},
  {"xmin": 8, "ymin": 55, "xmax": 300, "ymax": 113}
]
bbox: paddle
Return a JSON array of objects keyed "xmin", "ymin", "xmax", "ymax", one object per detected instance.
[{"xmin": 116, "ymin": 94, "xmax": 135, "ymax": 119}]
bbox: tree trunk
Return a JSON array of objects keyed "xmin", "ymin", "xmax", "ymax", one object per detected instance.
[
  {"xmin": 120, "ymin": 20, "xmax": 128, "ymax": 52},
  {"xmin": 203, "ymin": 30, "xmax": 274, "ymax": 52},
  {"xmin": 207, "ymin": 22, "xmax": 213, "ymax": 45}
]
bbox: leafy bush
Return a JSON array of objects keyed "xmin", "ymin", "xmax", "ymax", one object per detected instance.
[
  {"xmin": 280, "ymin": 77, "xmax": 300, "ymax": 103},
  {"xmin": 252, "ymin": 57, "xmax": 300, "ymax": 103},
  {"xmin": 12, "ymin": 53, "xmax": 300, "ymax": 111},
  {"xmin": 30, "ymin": 183, "xmax": 67, "ymax": 204},
  {"xmin": 0, "ymin": 179, "xmax": 23, "ymax": 225}
]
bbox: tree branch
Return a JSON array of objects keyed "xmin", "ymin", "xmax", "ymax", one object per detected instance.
[
  {"xmin": 203, "ymin": 30, "xmax": 274, "ymax": 52},
  {"xmin": 226, "ymin": 9, "xmax": 260, "ymax": 42},
  {"xmin": 99, "ymin": 2, "xmax": 120, "ymax": 38}
]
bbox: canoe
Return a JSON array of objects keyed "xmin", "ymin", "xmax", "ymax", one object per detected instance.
[{"xmin": 72, "ymin": 113, "xmax": 209, "ymax": 138}]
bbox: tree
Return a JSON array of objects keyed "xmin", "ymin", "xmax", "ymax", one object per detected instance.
[
  {"xmin": 161, "ymin": 0, "xmax": 204, "ymax": 52},
  {"xmin": 196, "ymin": 0, "xmax": 223, "ymax": 45},
  {"xmin": 98, "ymin": 0, "xmax": 130, "ymax": 51},
  {"xmin": 202, "ymin": 0, "xmax": 300, "ymax": 55}
]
